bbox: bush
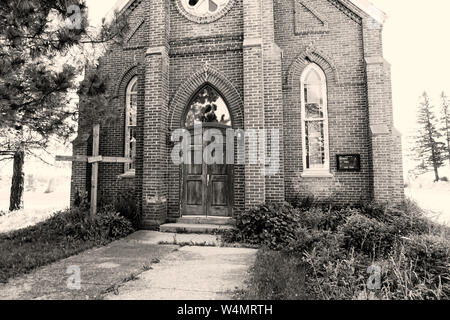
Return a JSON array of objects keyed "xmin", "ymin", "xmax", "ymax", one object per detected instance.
[
  {"xmin": 114, "ymin": 188, "xmax": 140, "ymax": 229},
  {"xmin": 232, "ymin": 198, "xmax": 450, "ymax": 300},
  {"xmin": 298, "ymin": 207, "xmax": 354, "ymax": 232},
  {"xmin": 403, "ymin": 235, "xmax": 449, "ymax": 286},
  {"xmin": 358, "ymin": 201, "xmax": 429, "ymax": 235},
  {"xmin": 97, "ymin": 210, "xmax": 135, "ymax": 240},
  {"xmin": 379, "ymin": 235, "xmax": 450, "ymax": 300},
  {"xmin": 289, "ymin": 195, "xmax": 316, "ymax": 211},
  {"xmin": 303, "ymin": 249, "xmax": 369, "ymax": 300},
  {"xmin": 440, "ymin": 177, "xmax": 449, "ymax": 182},
  {"xmin": 287, "ymin": 228, "xmax": 345, "ymax": 258},
  {"xmin": 340, "ymin": 214, "xmax": 398, "ymax": 258},
  {"xmin": 233, "ymin": 202, "xmax": 301, "ymax": 250},
  {"xmin": 73, "ymin": 190, "xmax": 90, "ymax": 211}
]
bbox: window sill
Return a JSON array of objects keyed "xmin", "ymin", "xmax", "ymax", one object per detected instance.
[
  {"xmin": 118, "ymin": 172, "xmax": 136, "ymax": 179},
  {"xmin": 301, "ymin": 171, "xmax": 334, "ymax": 178}
]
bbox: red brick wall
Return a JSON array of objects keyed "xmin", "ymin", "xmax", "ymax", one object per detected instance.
[
  {"xmin": 262, "ymin": 0, "xmax": 285, "ymax": 203},
  {"xmin": 275, "ymin": 0, "xmax": 372, "ymax": 203},
  {"xmin": 72, "ymin": 0, "xmax": 405, "ymax": 228},
  {"xmin": 72, "ymin": 0, "xmax": 148, "ymax": 210}
]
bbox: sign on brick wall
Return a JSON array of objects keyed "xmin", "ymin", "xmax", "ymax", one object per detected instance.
[{"xmin": 336, "ymin": 154, "xmax": 361, "ymax": 172}]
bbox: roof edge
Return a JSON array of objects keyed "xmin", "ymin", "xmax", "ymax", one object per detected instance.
[
  {"xmin": 348, "ymin": 0, "xmax": 387, "ymax": 25},
  {"xmin": 103, "ymin": 0, "xmax": 137, "ymax": 23},
  {"xmin": 103, "ymin": 0, "xmax": 388, "ymax": 26}
]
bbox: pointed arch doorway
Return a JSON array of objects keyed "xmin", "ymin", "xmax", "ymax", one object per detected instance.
[{"xmin": 182, "ymin": 85, "xmax": 234, "ymax": 217}]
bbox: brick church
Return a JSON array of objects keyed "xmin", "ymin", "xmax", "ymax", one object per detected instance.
[{"xmin": 72, "ymin": 0, "xmax": 405, "ymax": 229}]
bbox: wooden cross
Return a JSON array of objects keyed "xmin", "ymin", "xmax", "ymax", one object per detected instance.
[{"xmin": 56, "ymin": 124, "xmax": 133, "ymax": 217}]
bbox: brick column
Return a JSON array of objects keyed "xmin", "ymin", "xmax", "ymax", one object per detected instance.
[
  {"xmin": 243, "ymin": 0, "xmax": 265, "ymax": 208},
  {"xmin": 261, "ymin": 0, "xmax": 285, "ymax": 203},
  {"xmin": 363, "ymin": 18, "xmax": 405, "ymax": 203},
  {"xmin": 142, "ymin": 0, "xmax": 170, "ymax": 229}
]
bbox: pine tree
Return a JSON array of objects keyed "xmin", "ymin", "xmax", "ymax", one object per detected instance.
[
  {"xmin": 440, "ymin": 92, "xmax": 450, "ymax": 166},
  {"xmin": 411, "ymin": 92, "xmax": 447, "ymax": 182},
  {"xmin": 0, "ymin": 0, "xmax": 128, "ymax": 211}
]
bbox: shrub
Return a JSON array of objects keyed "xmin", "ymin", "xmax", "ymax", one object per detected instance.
[
  {"xmin": 340, "ymin": 214, "xmax": 397, "ymax": 258},
  {"xmin": 97, "ymin": 210, "xmax": 135, "ymax": 240},
  {"xmin": 303, "ymin": 248, "xmax": 369, "ymax": 300},
  {"xmin": 73, "ymin": 190, "xmax": 90, "ymax": 211},
  {"xmin": 234, "ymin": 203, "xmax": 301, "ymax": 250},
  {"xmin": 232, "ymin": 199, "xmax": 449, "ymax": 300},
  {"xmin": 286, "ymin": 228, "xmax": 345, "ymax": 259},
  {"xmin": 403, "ymin": 235, "xmax": 449, "ymax": 288},
  {"xmin": 289, "ymin": 195, "xmax": 316, "ymax": 211},
  {"xmin": 298, "ymin": 207, "xmax": 355, "ymax": 232},
  {"xmin": 297, "ymin": 207, "xmax": 325, "ymax": 230},
  {"xmin": 114, "ymin": 188, "xmax": 140, "ymax": 229},
  {"xmin": 221, "ymin": 227, "xmax": 242, "ymax": 244},
  {"xmin": 440, "ymin": 177, "xmax": 449, "ymax": 182},
  {"xmin": 379, "ymin": 236, "xmax": 450, "ymax": 300},
  {"xmin": 392, "ymin": 205, "xmax": 428, "ymax": 235},
  {"xmin": 358, "ymin": 201, "xmax": 429, "ymax": 235}
]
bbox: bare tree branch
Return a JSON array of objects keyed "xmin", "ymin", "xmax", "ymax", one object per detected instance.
[{"xmin": 27, "ymin": 149, "xmax": 55, "ymax": 167}]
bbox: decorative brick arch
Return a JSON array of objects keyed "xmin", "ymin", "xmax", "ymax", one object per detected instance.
[
  {"xmin": 113, "ymin": 63, "xmax": 141, "ymax": 99},
  {"xmin": 167, "ymin": 65, "xmax": 245, "ymax": 220},
  {"xmin": 169, "ymin": 65, "xmax": 244, "ymax": 131},
  {"xmin": 286, "ymin": 45, "xmax": 340, "ymax": 88}
]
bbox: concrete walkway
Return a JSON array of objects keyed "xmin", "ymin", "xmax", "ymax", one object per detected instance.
[
  {"xmin": 0, "ymin": 231, "xmax": 256, "ymax": 300},
  {"xmin": 105, "ymin": 246, "xmax": 257, "ymax": 300}
]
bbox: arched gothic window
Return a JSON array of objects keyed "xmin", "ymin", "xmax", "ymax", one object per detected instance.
[
  {"xmin": 184, "ymin": 85, "xmax": 232, "ymax": 128},
  {"xmin": 301, "ymin": 64, "xmax": 330, "ymax": 175},
  {"xmin": 125, "ymin": 77, "xmax": 137, "ymax": 173}
]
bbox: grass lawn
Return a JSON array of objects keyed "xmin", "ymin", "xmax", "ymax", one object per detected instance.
[
  {"xmin": 236, "ymin": 250, "xmax": 309, "ymax": 300},
  {"xmin": 0, "ymin": 207, "xmax": 134, "ymax": 284}
]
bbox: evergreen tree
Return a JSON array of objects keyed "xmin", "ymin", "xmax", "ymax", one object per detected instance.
[
  {"xmin": 440, "ymin": 92, "xmax": 450, "ymax": 166},
  {"xmin": 411, "ymin": 92, "xmax": 447, "ymax": 182},
  {"xmin": 0, "ymin": 0, "xmax": 128, "ymax": 211}
]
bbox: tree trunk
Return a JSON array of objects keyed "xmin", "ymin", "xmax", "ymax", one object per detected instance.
[
  {"xmin": 432, "ymin": 146, "xmax": 440, "ymax": 182},
  {"xmin": 9, "ymin": 149, "xmax": 25, "ymax": 211},
  {"xmin": 446, "ymin": 120, "xmax": 450, "ymax": 167},
  {"xmin": 447, "ymin": 138, "xmax": 450, "ymax": 167},
  {"xmin": 433, "ymin": 165, "xmax": 440, "ymax": 182}
]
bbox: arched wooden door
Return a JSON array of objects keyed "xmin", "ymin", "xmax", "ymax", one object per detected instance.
[{"xmin": 182, "ymin": 86, "xmax": 234, "ymax": 217}]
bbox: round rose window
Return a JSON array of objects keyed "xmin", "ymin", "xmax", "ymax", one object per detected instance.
[{"xmin": 177, "ymin": 0, "xmax": 234, "ymax": 23}]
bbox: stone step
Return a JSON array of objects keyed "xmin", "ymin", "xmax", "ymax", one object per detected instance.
[
  {"xmin": 160, "ymin": 223, "xmax": 234, "ymax": 235},
  {"xmin": 177, "ymin": 216, "xmax": 236, "ymax": 226}
]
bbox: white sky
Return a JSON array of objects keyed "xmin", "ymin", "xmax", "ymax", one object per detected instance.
[{"xmin": 86, "ymin": 0, "xmax": 450, "ymax": 140}]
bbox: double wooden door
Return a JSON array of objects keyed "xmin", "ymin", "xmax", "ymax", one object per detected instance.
[{"xmin": 182, "ymin": 126, "xmax": 233, "ymax": 217}]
